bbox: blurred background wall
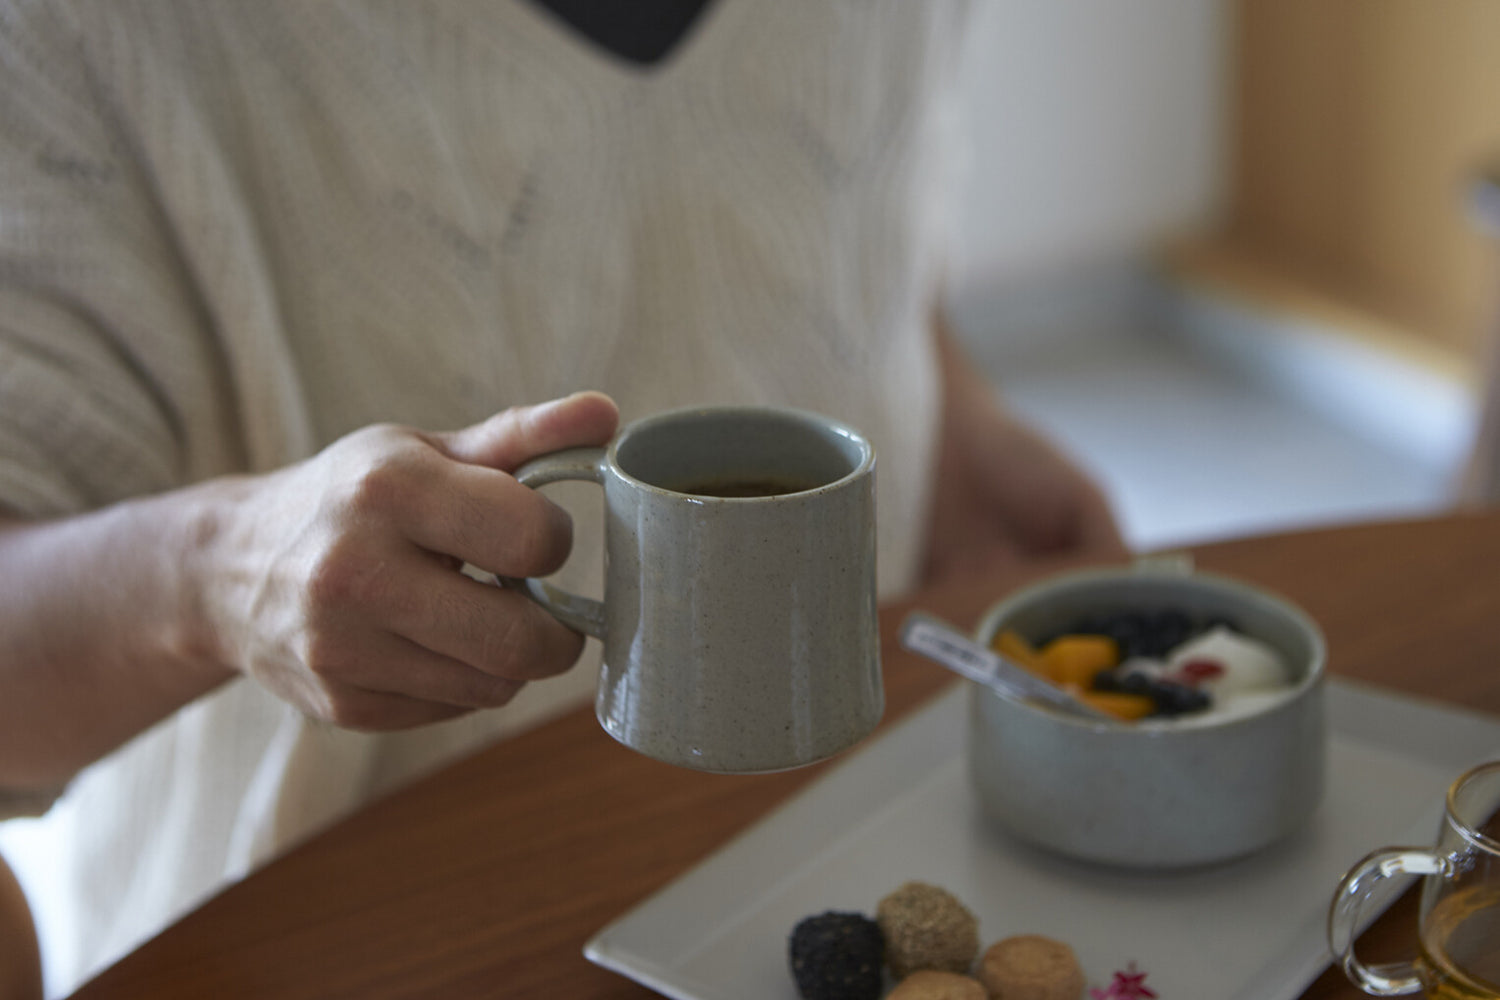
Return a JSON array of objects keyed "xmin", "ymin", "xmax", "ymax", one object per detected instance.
[
  {"xmin": 950, "ymin": 0, "xmax": 1227, "ymax": 292},
  {"xmin": 944, "ymin": 0, "xmax": 1500, "ymax": 550}
]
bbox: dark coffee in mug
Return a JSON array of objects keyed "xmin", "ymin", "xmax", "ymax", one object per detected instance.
[{"xmin": 668, "ymin": 476, "xmax": 823, "ymax": 498}]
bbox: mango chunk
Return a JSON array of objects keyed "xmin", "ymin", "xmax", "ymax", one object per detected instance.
[
  {"xmin": 1078, "ymin": 690, "xmax": 1156, "ymax": 721},
  {"xmin": 1038, "ymin": 634, "xmax": 1120, "ymax": 687},
  {"xmin": 991, "ymin": 629, "xmax": 1047, "ymax": 676}
]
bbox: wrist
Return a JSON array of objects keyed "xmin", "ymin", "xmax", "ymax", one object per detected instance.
[
  {"xmin": 122, "ymin": 481, "xmax": 245, "ymax": 688},
  {"xmin": 0, "ymin": 488, "xmax": 241, "ymax": 787}
]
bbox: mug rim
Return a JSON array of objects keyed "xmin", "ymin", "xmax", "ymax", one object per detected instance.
[
  {"xmin": 1447, "ymin": 759, "xmax": 1500, "ymax": 855},
  {"xmin": 606, "ymin": 403, "xmax": 875, "ymax": 501}
]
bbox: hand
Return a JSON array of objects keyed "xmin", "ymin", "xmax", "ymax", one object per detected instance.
[
  {"xmin": 195, "ymin": 392, "xmax": 619, "ymax": 730},
  {"xmin": 921, "ymin": 327, "xmax": 1126, "ymax": 586}
]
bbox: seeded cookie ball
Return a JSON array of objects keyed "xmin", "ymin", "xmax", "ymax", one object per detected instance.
[
  {"xmin": 887, "ymin": 969, "xmax": 988, "ymax": 1000},
  {"xmin": 977, "ymin": 935, "xmax": 1085, "ymax": 1000},
  {"xmin": 788, "ymin": 911, "xmax": 885, "ymax": 1000},
  {"xmin": 876, "ymin": 882, "xmax": 979, "ymax": 978}
]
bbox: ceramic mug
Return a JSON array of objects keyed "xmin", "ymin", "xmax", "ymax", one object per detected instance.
[
  {"xmin": 1328, "ymin": 759, "xmax": 1500, "ymax": 998},
  {"xmin": 502, "ymin": 405, "xmax": 882, "ymax": 773}
]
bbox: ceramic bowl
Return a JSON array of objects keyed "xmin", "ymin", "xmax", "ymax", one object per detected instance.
[{"xmin": 967, "ymin": 563, "xmax": 1327, "ymax": 868}]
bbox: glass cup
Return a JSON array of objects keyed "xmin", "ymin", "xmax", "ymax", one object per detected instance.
[{"xmin": 1328, "ymin": 759, "xmax": 1500, "ymax": 998}]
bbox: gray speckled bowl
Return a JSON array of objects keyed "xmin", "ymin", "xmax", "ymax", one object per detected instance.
[{"xmin": 968, "ymin": 564, "xmax": 1327, "ymax": 869}]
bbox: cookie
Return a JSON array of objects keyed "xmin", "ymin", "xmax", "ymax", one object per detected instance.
[
  {"xmin": 887, "ymin": 969, "xmax": 988, "ymax": 1000},
  {"xmin": 876, "ymin": 882, "xmax": 979, "ymax": 978},
  {"xmin": 977, "ymin": 935, "xmax": 1084, "ymax": 1000}
]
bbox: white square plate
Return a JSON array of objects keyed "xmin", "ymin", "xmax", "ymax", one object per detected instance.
[{"xmin": 586, "ymin": 678, "xmax": 1500, "ymax": 1000}]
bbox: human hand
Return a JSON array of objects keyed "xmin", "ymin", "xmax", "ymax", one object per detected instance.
[
  {"xmin": 195, "ymin": 392, "xmax": 619, "ymax": 730},
  {"xmin": 921, "ymin": 331, "xmax": 1126, "ymax": 586}
]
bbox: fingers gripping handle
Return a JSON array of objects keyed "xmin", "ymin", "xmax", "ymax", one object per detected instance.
[
  {"xmin": 1327, "ymin": 847, "xmax": 1450, "ymax": 996},
  {"xmin": 497, "ymin": 446, "xmax": 608, "ymax": 639}
]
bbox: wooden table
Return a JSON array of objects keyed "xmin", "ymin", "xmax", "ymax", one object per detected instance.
[{"xmin": 71, "ymin": 511, "xmax": 1500, "ymax": 999}]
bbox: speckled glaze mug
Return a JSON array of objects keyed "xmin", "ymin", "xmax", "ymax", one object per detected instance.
[{"xmin": 504, "ymin": 405, "xmax": 882, "ymax": 773}]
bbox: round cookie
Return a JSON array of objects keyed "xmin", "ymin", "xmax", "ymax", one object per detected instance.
[
  {"xmin": 977, "ymin": 935, "xmax": 1085, "ymax": 1000},
  {"xmin": 887, "ymin": 969, "xmax": 988, "ymax": 1000},
  {"xmin": 876, "ymin": 882, "xmax": 979, "ymax": 977}
]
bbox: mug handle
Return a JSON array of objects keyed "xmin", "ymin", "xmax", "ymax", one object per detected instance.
[
  {"xmin": 1327, "ymin": 846, "xmax": 1451, "ymax": 996},
  {"xmin": 494, "ymin": 446, "xmax": 609, "ymax": 640}
]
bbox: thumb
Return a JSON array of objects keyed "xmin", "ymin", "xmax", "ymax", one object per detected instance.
[{"xmin": 432, "ymin": 391, "xmax": 619, "ymax": 470}]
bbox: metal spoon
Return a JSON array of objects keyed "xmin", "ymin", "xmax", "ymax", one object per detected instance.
[{"xmin": 899, "ymin": 611, "xmax": 1117, "ymax": 722}]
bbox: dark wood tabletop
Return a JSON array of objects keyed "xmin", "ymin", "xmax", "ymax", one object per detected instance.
[{"xmin": 70, "ymin": 509, "xmax": 1500, "ymax": 999}]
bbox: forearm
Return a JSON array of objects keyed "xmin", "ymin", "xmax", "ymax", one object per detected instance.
[
  {"xmin": 0, "ymin": 395, "xmax": 622, "ymax": 792},
  {"xmin": 0, "ymin": 488, "xmax": 236, "ymax": 792},
  {"xmin": 932, "ymin": 305, "xmax": 1002, "ymax": 426},
  {"xmin": 922, "ymin": 307, "xmax": 1126, "ymax": 582}
]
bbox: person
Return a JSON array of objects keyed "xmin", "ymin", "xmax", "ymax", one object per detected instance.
[
  {"xmin": 0, "ymin": 1, "xmax": 1125, "ymax": 993},
  {"xmin": 0, "ymin": 851, "xmax": 42, "ymax": 1000}
]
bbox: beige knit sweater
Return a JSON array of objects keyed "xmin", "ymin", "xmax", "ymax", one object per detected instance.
[{"xmin": 0, "ymin": 1, "xmax": 966, "ymax": 991}]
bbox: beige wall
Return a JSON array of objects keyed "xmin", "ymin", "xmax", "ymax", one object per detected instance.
[
  {"xmin": 949, "ymin": 0, "xmax": 1228, "ymax": 288},
  {"xmin": 1227, "ymin": 0, "xmax": 1500, "ymax": 359}
]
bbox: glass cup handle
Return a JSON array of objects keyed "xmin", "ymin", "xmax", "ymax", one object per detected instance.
[
  {"xmin": 1327, "ymin": 846, "xmax": 1451, "ymax": 996},
  {"xmin": 494, "ymin": 446, "xmax": 609, "ymax": 640}
]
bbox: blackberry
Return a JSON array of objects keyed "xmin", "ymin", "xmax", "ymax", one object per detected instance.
[
  {"xmin": 1149, "ymin": 679, "xmax": 1211, "ymax": 716},
  {"xmin": 1093, "ymin": 670, "xmax": 1153, "ymax": 697},
  {"xmin": 789, "ymin": 911, "xmax": 885, "ymax": 1000},
  {"xmin": 1064, "ymin": 608, "xmax": 1225, "ymax": 660},
  {"xmin": 1145, "ymin": 609, "xmax": 1193, "ymax": 656}
]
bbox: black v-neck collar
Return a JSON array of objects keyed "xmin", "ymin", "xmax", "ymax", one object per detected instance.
[{"xmin": 521, "ymin": 0, "xmax": 718, "ymax": 67}]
